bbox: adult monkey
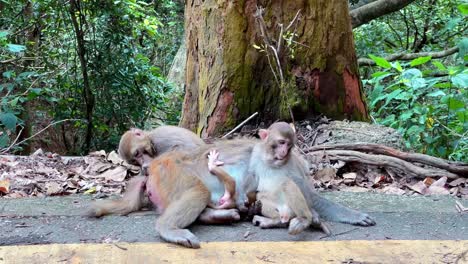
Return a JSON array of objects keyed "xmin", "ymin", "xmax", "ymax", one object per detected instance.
[
  {"xmin": 88, "ymin": 125, "xmax": 242, "ymax": 223},
  {"xmin": 89, "ymin": 124, "xmax": 375, "ymax": 247}
]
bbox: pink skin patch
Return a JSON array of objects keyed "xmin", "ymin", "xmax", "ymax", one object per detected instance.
[{"xmin": 146, "ymin": 179, "xmax": 165, "ymax": 213}]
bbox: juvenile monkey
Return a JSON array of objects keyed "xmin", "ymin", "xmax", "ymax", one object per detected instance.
[
  {"xmin": 207, "ymin": 150, "xmax": 236, "ymax": 209},
  {"xmin": 246, "ymin": 122, "xmax": 328, "ymax": 234},
  {"xmin": 251, "ymin": 123, "xmax": 374, "ymax": 228}
]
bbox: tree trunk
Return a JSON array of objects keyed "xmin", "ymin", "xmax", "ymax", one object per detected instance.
[
  {"xmin": 183, "ymin": 0, "xmax": 368, "ymax": 137},
  {"xmin": 69, "ymin": 0, "xmax": 94, "ymax": 153}
]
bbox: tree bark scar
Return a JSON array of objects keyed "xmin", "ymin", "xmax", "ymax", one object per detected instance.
[
  {"xmin": 317, "ymin": 71, "xmax": 340, "ymax": 104},
  {"xmin": 206, "ymin": 89, "xmax": 234, "ymax": 135},
  {"xmin": 343, "ymin": 67, "xmax": 368, "ymax": 117}
]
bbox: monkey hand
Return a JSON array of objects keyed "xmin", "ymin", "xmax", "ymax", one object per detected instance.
[{"xmin": 207, "ymin": 149, "xmax": 224, "ymax": 171}]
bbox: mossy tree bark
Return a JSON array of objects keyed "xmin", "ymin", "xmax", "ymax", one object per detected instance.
[{"xmin": 182, "ymin": 0, "xmax": 368, "ymax": 137}]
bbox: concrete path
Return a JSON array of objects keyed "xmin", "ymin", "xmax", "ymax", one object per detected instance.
[{"xmin": 1, "ymin": 192, "xmax": 467, "ymax": 244}]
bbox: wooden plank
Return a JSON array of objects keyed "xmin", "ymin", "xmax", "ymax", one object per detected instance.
[{"xmin": 0, "ymin": 240, "xmax": 467, "ymax": 264}]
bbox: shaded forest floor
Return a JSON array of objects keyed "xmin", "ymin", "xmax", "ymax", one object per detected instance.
[{"xmin": 0, "ymin": 119, "xmax": 467, "ymax": 203}]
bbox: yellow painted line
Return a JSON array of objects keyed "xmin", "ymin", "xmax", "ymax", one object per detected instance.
[{"xmin": 0, "ymin": 240, "xmax": 467, "ymax": 264}]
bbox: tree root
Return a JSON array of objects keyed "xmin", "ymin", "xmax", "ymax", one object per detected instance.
[{"xmin": 307, "ymin": 143, "xmax": 468, "ymax": 179}]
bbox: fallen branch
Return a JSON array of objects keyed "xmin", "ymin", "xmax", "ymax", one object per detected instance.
[
  {"xmin": 308, "ymin": 149, "xmax": 460, "ymax": 179},
  {"xmin": 222, "ymin": 112, "xmax": 258, "ymax": 138},
  {"xmin": 358, "ymin": 46, "xmax": 459, "ymax": 66},
  {"xmin": 306, "ymin": 143, "xmax": 468, "ymax": 176}
]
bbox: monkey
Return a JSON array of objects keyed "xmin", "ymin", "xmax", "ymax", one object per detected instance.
[
  {"xmin": 89, "ymin": 123, "xmax": 375, "ymax": 247},
  {"xmin": 90, "ymin": 125, "xmax": 241, "ymax": 220},
  {"xmin": 118, "ymin": 126, "xmax": 205, "ymax": 170},
  {"xmin": 247, "ymin": 122, "xmax": 330, "ymax": 235},
  {"xmin": 250, "ymin": 122, "xmax": 375, "ymax": 227},
  {"xmin": 137, "ymin": 146, "xmax": 259, "ymax": 248}
]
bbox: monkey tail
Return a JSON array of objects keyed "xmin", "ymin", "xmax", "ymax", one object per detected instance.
[{"xmin": 86, "ymin": 176, "xmax": 147, "ymax": 217}]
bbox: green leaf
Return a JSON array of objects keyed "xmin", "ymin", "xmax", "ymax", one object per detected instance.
[
  {"xmin": 368, "ymin": 54, "xmax": 392, "ymax": 69},
  {"xmin": 2, "ymin": 71, "xmax": 13, "ymax": 79},
  {"xmin": 457, "ymin": 111, "xmax": 466, "ymax": 123},
  {"xmin": 458, "ymin": 38, "xmax": 468, "ymax": 60},
  {"xmin": 10, "ymin": 97, "xmax": 19, "ymax": 107},
  {"xmin": 0, "ymin": 112, "xmax": 17, "ymax": 130},
  {"xmin": 29, "ymin": 88, "xmax": 42, "ymax": 95},
  {"xmin": 451, "ymin": 73, "xmax": 468, "ymax": 88},
  {"xmin": 0, "ymin": 31, "xmax": 8, "ymax": 39},
  {"xmin": 252, "ymin": 44, "xmax": 261, "ymax": 50},
  {"xmin": 410, "ymin": 56, "xmax": 432, "ymax": 67},
  {"xmin": 449, "ymin": 98, "xmax": 464, "ymax": 110},
  {"xmin": 402, "ymin": 68, "xmax": 422, "ymax": 79},
  {"xmin": 432, "ymin": 61, "xmax": 447, "ymax": 71},
  {"xmin": 458, "ymin": 3, "xmax": 468, "ymax": 15},
  {"xmin": 392, "ymin": 61, "xmax": 403, "ymax": 72},
  {"xmin": 427, "ymin": 90, "xmax": 446, "ymax": 97},
  {"xmin": 6, "ymin": 44, "xmax": 26, "ymax": 53},
  {"xmin": 434, "ymin": 82, "xmax": 451, "ymax": 89},
  {"xmin": 371, "ymin": 71, "xmax": 390, "ymax": 78},
  {"xmin": 400, "ymin": 111, "xmax": 413, "ymax": 120},
  {"xmin": 0, "ymin": 133, "xmax": 9, "ymax": 148}
]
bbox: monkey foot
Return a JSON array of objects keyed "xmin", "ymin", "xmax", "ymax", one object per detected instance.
[
  {"xmin": 288, "ymin": 217, "xmax": 310, "ymax": 235},
  {"xmin": 158, "ymin": 229, "xmax": 200, "ymax": 249},
  {"xmin": 346, "ymin": 211, "xmax": 376, "ymax": 226}
]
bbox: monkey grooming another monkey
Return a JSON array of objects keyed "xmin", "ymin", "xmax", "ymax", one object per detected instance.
[{"xmin": 89, "ymin": 123, "xmax": 375, "ymax": 247}]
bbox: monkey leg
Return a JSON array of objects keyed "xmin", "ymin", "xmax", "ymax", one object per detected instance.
[
  {"xmin": 155, "ymin": 188, "xmax": 209, "ymax": 249},
  {"xmin": 282, "ymin": 179, "xmax": 323, "ymax": 235},
  {"xmin": 87, "ymin": 176, "xmax": 147, "ymax": 217},
  {"xmin": 252, "ymin": 195, "xmax": 285, "ymax": 229},
  {"xmin": 290, "ymin": 176, "xmax": 376, "ymax": 226},
  {"xmin": 198, "ymin": 208, "xmax": 240, "ymax": 224}
]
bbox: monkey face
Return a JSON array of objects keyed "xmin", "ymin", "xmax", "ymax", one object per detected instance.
[{"xmin": 119, "ymin": 129, "xmax": 157, "ymax": 168}]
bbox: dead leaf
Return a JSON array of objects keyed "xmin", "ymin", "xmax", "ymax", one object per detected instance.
[
  {"xmin": 45, "ymin": 182, "xmax": 63, "ymax": 196},
  {"xmin": 426, "ymin": 185, "xmax": 450, "ymax": 195},
  {"xmin": 107, "ymin": 151, "xmax": 123, "ymax": 165},
  {"xmin": 89, "ymin": 150, "xmax": 106, "ymax": 157},
  {"xmin": 381, "ymin": 186, "xmax": 406, "ymax": 195},
  {"xmin": 314, "ymin": 168, "xmax": 336, "ymax": 182},
  {"xmin": 431, "ymin": 176, "xmax": 447, "ymax": 187},
  {"xmin": 340, "ymin": 186, "xmax": 368, "ymax": 192},
  {"xmin": 332, "ymin": 160, "xmax": 346, "ymax": 170},
  {"xmin": 31, "ymin": 148, "xmax": 44, "ymax": 157},
  {"xmin": 0, "ymin": 179, "xmax": 10, "ymax": 194},
  {"xmin": 373, "ymin": 175, "xmax": 385, "ymax": 186},
  {"xmin": 84, "ymin": 186, "xmax": 96, "ymax": 194},
  {"xmin": 449, "ymin": 178, "xmax": 466, "ymax": 187},
  {"xmin": 342, "ymin": 172, "xmax": 357, "ymax": 184},
  {"xmin": 449, "ymin": 187, "xmax": 459, "ymax": 196},
  {"xmin": 423, "ymin": 177, "xmax": 435, "ymax": 186},
  {"xmin": 409, "ymin": 181, "xmax": 427, "ymax": 194},
  {"xmin": 99, "ymin": 166, "xmax": 127, "ymax": 182}
]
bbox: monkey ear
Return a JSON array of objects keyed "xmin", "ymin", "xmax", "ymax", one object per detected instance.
[
  {"xmin": 258, "ymin": 129, "xmax": 269, "ymax": 140},
  {"xmin": 289, "ymin": 123, "xmax": 296, "ymax": 133},
  {"xmin": 130, "ymin": 128, "xmax": 144, "ymax": 137}
]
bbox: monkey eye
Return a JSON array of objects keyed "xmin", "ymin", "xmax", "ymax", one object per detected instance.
[
  {"xmin": 278, "ymin": 140, "xmax": 286, "ymax": 145},
  {"xmin": 134, "ymin": 150, "xmax": 142, "ymax": 158}
]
